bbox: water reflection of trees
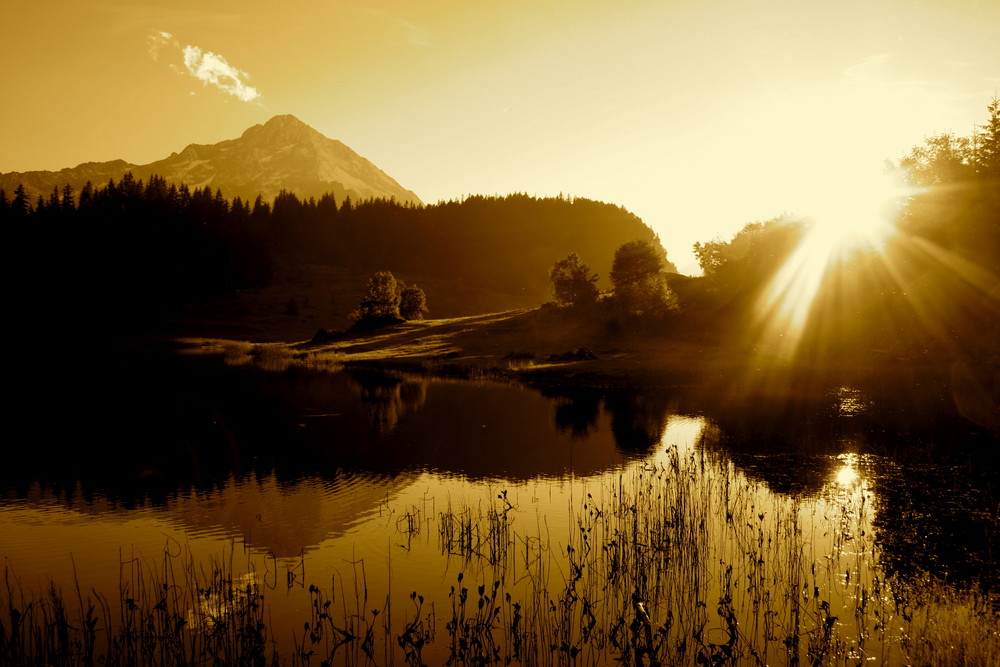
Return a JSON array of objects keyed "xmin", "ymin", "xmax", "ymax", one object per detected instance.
[
  {"xmin": 346, "ymin": 369, "xmax": 428, "ymax": 435},
  {"xmin": 552, "ymin": 391, "xmax": 601, "ymax": 438},
  {"xmin": 541, "ymin": 387, "xmax": 677, "ymax": 452}
]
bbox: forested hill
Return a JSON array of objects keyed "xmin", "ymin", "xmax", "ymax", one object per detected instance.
[
  {"xmin": 270, "ymin": 191, "xmax": 674, "ymax": 302},
  {"xmin": 0, "ymin": 178, "xmax": 671, "ymax": 333}
]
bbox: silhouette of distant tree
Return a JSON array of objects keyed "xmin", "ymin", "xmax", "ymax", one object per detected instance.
[
  {"xmin": 10, "ymin": 184, "xmax": 30, "ymax": 217},
  {"xmin": 610, "ymin": 240, "xmax": 663, "ymax": 287},
  {"xmin": 46, "ymin": 185, "xmax": 60, "ymax": 211},
  {"xmin": 549, "ymin": 253, "xmax": 599, "ymax": 307},
  {"xmin": 60, "ymin": 183, "xmax": 75, "ymax": 213},
  {"xmin": 78, "ymin": 181, "xmax": 94, "ymax": 209},
  {"xmin": 610, "ymin": 240, "xmax": 678, "ymax": 319},
  {"xmin": 693, "ymin": 218, "xmax": 804, "ymax": 298},
  {"xmin": 975, "ymin": 95, "xmax": 1000, "ymax": 177},
  {"xmin": 398, "ymin": 282, "xmax": 429, "ymax": 320},
  {"xmin": 351, "ymin": 271, "xmax": 429, "ymax": 326},
  {"xmin": 898, "ymin": 97, "xmax": 1000, "ymax": 185},
  {"xmin": 353, "ymin": 271, "xmax": 403, "ymax": 325}
]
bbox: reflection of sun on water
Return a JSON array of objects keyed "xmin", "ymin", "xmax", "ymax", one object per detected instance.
[
  {"xmin": 834, "ymin": 385, "xmax": 870, "ymax": 416},
  {"xmin": 833, "ymin": 452, "xmax": 861, "ymax": 488},
  {"xmin": 654, "ymin": 415, "xmax": 707, "ymax": 459},
  {"xmin": 835, "ymin": 461, "xmax": 860, "ymax": 487}
]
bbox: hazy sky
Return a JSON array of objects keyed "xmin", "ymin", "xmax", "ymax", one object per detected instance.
[{"xmin": 3, "ymin": 0, "xmax": 998, "ymax": 271}]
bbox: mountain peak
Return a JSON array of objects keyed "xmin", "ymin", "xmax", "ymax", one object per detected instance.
[
  {"xmin": 265, "ymin": 114, "xmax": 308, "ymax": 127},
  {"xmin": 241, "ymin": 114, "xmax": 319, "ymax": 143},
  {"xmin": 1, "ymin": 116, "xmax": 422, "ymax": 206}
]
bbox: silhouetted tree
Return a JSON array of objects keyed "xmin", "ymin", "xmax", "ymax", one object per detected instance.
[
  {"xmin": 398, "ymin": 282, "xmax": 429, "ymax": 320},
  {"xmin": 975, "ymin": 95, "xmax": 1000, "ymax": 178},
  {"xmin": 610, "ymin": 240, "xmax": 678, "ymax": 319},
  {"xmin": 549, "ymin": 253, "xmax": 599, "ymax": 307},
  {"xmin": 46, "ymin": 186, "xmax": 60, "ymax": 211},
  {"xmin": 693, "ymin": 218, "xmax": 804, "ymax": 296},
  {"xmin": 610, "ymin": 240, "xmax": 664, "ymax": 287},
  {"xmin": 353, "ymin": 271, "xmax": 402, "ymax": 326},
  {"xmin": 899, "ymin": 133, "xmax": 976, "ymax": 186},
  {"xmin": 78, "ymin": 181, "xmax": 94, "ymax": 210},
  {"xmin": 60, "ymin": 183, "xmax": 75, "ymax": 213},
  {"xmin": 10, "ymin": 184, "xmax": 30, "ymax": 217}
]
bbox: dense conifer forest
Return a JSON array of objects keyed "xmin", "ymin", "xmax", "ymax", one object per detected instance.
[{"xmin": 0, "ymin": 180, "xmax": 666, "ymax": 331}]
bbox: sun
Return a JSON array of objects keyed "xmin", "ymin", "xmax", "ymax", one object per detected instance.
[
  {"xmin": 752, "ymin": 167, "xmax": 916, "ymax": 360},
  {"xmin": 801, "ymin": 167, "xmax": 913, "ymax": 253}
]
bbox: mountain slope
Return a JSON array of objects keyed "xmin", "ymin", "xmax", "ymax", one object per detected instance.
[{"xmin": 0, "ymin": 115, "xmax": 422, "ymax": 205}]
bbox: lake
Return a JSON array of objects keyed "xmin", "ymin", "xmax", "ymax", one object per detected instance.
[{"xmin": 2, "ymin": 344, "xmax": 998, "ymax": 665}]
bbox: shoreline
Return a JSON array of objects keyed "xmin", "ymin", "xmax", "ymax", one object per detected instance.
[{"xmin": 164, "ymin": 304, "xmax": 1000, "ymax": 439}]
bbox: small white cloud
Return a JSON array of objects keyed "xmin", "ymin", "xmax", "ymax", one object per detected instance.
[
  {"xmin": 182, "ymin": 45, "xmax": 260, "ymax": 102},
  {"xmin": 147, "ymin": 30, "xmax": 179, "ymax": 61},
  {"xmin": 148, "ymin": 29, "xmax": 260, "ymax": 103}
]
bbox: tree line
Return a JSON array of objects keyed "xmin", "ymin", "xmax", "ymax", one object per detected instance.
[
  {"xmin": 547, "ymin": 240, "xmax": 679, "ymax": 331},
  {"xmin": 0, "ymin": 177, "xmax": 667, "ymax": 330}
]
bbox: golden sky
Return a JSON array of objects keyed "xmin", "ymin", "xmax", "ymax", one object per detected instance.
[{"xmin": 2, "ymin": 0, "xmax": 998, "ymax": 271}]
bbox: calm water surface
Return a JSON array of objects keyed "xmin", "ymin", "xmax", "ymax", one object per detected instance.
[{"xmin": 2, "ymin": 346, "xmax": 997, "ymax": 663}]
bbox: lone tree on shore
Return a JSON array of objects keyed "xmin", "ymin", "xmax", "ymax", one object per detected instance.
[
  {"xmin": 610, "ymin": 240, "xmax": 678, "ymax": 319},
  {"xmin": 549, "ymin": 253, "xmax": 599, "ymax": 308},
  {"xmin": 353, "ymin": 270, "xmax": 402, "ymax": 325},
  {"xmin": 398, "ymin": 281, "xmax": 429, "ymax": 320},
  {"xmin": 352, "ymin": 271, "xmax": 428, "ymax": 328}
]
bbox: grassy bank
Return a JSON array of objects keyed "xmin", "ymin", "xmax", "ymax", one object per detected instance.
[
  {"xmin": 178, "ymin": 305, "xmax": 791, "ymax": 388},
  {"xmin": 177, "ymin": 305, "xmax": 996, "ymax": 441}
]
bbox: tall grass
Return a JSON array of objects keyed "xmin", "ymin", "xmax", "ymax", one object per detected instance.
[
  {"xmin": 1, "ymin": 544, "xmax": 277, "ymax": 666},
  {"xmin": 3, "ymin": 446, "xmax": 998, "ymax": 665}
]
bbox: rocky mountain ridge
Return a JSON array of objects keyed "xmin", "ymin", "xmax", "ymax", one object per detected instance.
[{"xmin": 0, "ymin": 115, "xmax": 422, "ymax": 206}]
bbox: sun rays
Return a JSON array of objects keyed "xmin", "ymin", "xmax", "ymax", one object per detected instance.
[{"xmin": 751, "ymin": 169, "xmax": 922, "ymax": 362}]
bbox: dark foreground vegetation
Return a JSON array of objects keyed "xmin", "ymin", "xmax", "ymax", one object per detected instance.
[{"xmin": 3, "ymin": 446, "xmax": 998, "ymax": 667}]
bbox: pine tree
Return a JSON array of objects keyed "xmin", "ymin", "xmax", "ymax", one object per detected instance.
[
  {"xmin": 976, "ymin": 95, "xmax": 1000, "ymax": 178},
  {"xmin": 78, "ymin": 181, "xmax": 95, "ymax": 210},
  {"xmin": 61, "ymin": 183, "xmax": 75, "ymax": 213}
]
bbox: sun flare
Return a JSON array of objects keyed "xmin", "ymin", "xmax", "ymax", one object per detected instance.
[
  {"xmin": 802, "ymin": 170, "xmax": 912, "ymax": 252},
  {"xmin": 753, "ymin": 168, "xmax": 917, "ymax": 361}
]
